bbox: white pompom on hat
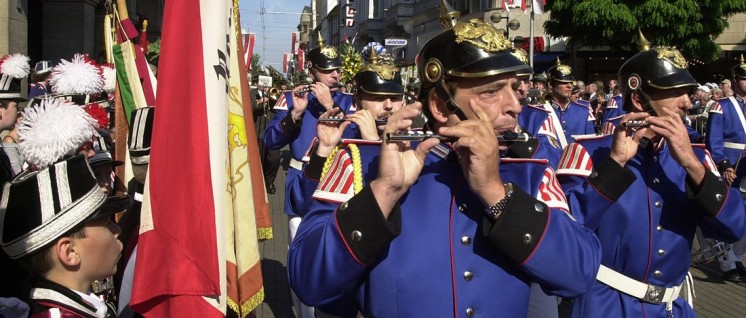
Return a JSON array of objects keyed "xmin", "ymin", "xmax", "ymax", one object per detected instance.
[
  {"xmin": 18, "ymin": 97, "xmax": 100, "ymax": 169},
  {"xmin": 49, "ymin": 54, "xmax": 104, "ymax": 95}
]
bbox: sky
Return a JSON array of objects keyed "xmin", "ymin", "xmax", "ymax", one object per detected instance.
[{"xmin": 240, "ymin": 0, "xmax": 309, "ymax": 72}]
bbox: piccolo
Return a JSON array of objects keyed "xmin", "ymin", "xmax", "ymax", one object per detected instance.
[
  {"xmin": 620, "ymin": 120, "xmax": 650, "ymax": 128},
  {"xmin": 294, "ymin": 83, "xmax": 342, "ymax": 96},
  {"xmin": 318, "ymin": 115, "xmax": 389, "ymax": 125},
  {"xmin": 385, "ymin": 131, "xmax": 533, "ymax": 143}
]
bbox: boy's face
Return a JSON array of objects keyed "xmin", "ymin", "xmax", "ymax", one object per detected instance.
[
  {"xmin": 0, "ymin": 101, "xmax": 19, "ymax": 130},
  {"xmin": 76, "ymin": 217, "xmax": 122, "ymax": 280}
]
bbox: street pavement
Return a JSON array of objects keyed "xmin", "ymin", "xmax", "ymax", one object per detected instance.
[{"xmin": 254, "ymin": 151, "xmax": 746, "ymax": 318}]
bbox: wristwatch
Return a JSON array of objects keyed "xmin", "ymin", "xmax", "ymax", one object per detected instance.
[{"xmin": 485, "ymin": 182, "xmax": 514, "ymax": 220}]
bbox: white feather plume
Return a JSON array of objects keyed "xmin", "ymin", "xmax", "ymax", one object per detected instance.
[
  {"xmin": 0, "ymin": 54, "xmax": 30, "ymax": 78},
  {"xmin": 19, "ymin": 98, "xmax": 99, "ymax": 168},
  {"xmin": 102, "ymin": 65, "xmax": 116, "ymax": 93},
  {"xmin": 49, "ymin": 54, "xmax": 104, "ymax": 95}
]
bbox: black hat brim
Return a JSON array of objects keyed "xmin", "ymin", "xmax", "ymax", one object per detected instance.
[{"xmin": 88, "ymin": 195, "xmax": 133, "ymax": 220}]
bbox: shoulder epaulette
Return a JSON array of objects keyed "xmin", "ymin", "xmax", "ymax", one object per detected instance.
[
  {"xmin": 538, "ymin": 166, "xmax": 571, "ymax": 214},
  {"xmin": 557, "ymin": 142, "xmax": 594, "ymax": 177}
]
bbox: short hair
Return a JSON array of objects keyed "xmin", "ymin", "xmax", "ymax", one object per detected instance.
[
  {"xmin": 30, "ymin": 71, "xmax": 52, "ymax": 84},
  {"xmin": 17, "ymin": 224, "xmax": 87, "ymax": 276}
]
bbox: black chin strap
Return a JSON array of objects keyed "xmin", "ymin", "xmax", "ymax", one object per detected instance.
[{"xmin": 434, "ymin": 80, "xmax": 468, "ymax": 121}]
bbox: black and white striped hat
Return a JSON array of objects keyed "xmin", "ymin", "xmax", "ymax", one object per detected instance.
[
  {"xmin": 0, "ymin": 54, "xmax": 30, "ymax": 101},
  {"xmin": 90, "ymin": 130, "xmax": 124, "ymax": 168},
  {"xmin": 128, "ymin": 107, "xmax": 154, "ymax": 165},
  {"xmin": 0, "ymin": 154, "xmax": 131, "ymax": 259}
]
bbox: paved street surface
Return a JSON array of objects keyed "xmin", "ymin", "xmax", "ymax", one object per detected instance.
[{"xmin": 254, "ymin": 149, "xmax": 746, "ymax": 318}]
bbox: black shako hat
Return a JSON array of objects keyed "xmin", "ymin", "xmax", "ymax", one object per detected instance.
[
  {"xmin": 546, "ymin": 57, "xmax": 574, "ymax": 83},
  {"xmin": 618, "ymin": 30, "xmax": 697, "ymax": 111},
  {"xmin": 306, "ymin": 33, "xmax": 342, "ymax": 71},
  {"xmin": 417, "ymin": 0, "xmax": 528, "ymax": 120},
  {"xmin": 353, "ymin": 50, "xmax": 404, "ymax": 96},
  {"xmin": 128, "ymin": 106, "xmax": 155, "ymax": 165},
  {"xmin": 0, "ymin": 154, "xmax": 132, "ymax": 259},
  {"xmin": 0, "ymin": 54, "xmax": 30, "ymax": 101},
  {"xmin": 732, "ymin": 55, "xmax": 746, "ymax": 80}
]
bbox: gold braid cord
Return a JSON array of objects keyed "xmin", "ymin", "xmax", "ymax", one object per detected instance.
[
  {"xmin": 321, "ymin": 146, "xmax": 342, "ymax": 180},
  {"xmin": 348, "ymin": 144, "xmax": 363, "ymax": 194}
]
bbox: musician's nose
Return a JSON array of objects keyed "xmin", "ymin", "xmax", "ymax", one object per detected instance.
[{"xmin": 383, "ymin": 98, "xmax": 393, "ymax": 110}]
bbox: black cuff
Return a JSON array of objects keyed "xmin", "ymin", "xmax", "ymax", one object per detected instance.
[
  {"xmin": 304, "ymin": 153, "xmax": 326, "ymax": 181},
  {"xmin": 280, "ymin": 114, "xmax": 302, "ymax": 136},
  {"xmin": 687, "ymin": 170, "xmax": 728, "ymax": 217},
  {"xmin": 481, "ymin": 186, "xmax": 549, "ymax": 264},
  {"xmin": 588, "ymin": 156, "xmax": 636, "ymax": 201},
  {"xmin": 336, "ymin": 185, "xmax": 401, "ymax": 265},
  {"xmin": 717, "ymin": 159, "xmax": 732, "ymax": 172}
]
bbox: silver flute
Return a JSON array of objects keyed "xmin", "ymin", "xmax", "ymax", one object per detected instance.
[
  {"xmin": 620, "ymin": 120, "xmax": 650, "ymax": 128},
  {"xmin": 318, "ymin": 116, "xmax": 389, "ymax": 125},
  {"xmin": 294, "ymin": 83, "xmax": 342, "ymax": 96},
  {"xmin": 385, "ymin": 131, "xmax": 533, "ymax": 143}
]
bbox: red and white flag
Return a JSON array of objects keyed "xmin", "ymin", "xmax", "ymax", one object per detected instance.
[
  {"xmin": 291, "ymin": 32, "xmax": 299, "ymax": 55},
  {"xmin": 244, "ymin": 32, "xmax": 255, "ymax": 72},
  {"xmin": 283, "ymin": 53, "xmax": 291, "ymax": 73},
  {"xmin": 129, "ymin": 0, "xmax": 266, "ymax": 316},
  {"xmin": 532, "ymin": 0, "xmax": 546, "ymax": 14}
]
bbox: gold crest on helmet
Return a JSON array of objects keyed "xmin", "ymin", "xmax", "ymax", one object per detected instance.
[
  {"xmin": 453, "ymin": 19, "xmax": 511, "ymax": 53},
  {"xmin": 363, "ymin": 50, "xmax": 397, "ymax": 80},
  {"xmin": 655, "ymin": 47, "xmax": 688, "ymax": 69},
  {"xmin": 321, "ymin": 46, "xmax": 339, "ymax": 59},
  {"xmin": 511, "ymin": 48, "xmax": 529, "ymax": 64},
  {"xmin": 557, "ymin": 65, "xmax": 572, "ymax": 75}
]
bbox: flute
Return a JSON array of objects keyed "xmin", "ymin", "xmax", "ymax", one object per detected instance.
[
  {"xmin": 385, "ymin": 131, "xmax": 533, "ymax": 143},
  {"xmin": 294, "ymin": 83, "xmax": 342, "ymax": 96},
  {"xmin": 318, "ymin": 116, "xmax": 388, "ymax": 125},
  {"xmin": 620, "ymin": 120, "xmax": 650, "ymax": 128}
]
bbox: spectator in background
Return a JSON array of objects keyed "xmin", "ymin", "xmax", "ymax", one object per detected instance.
[
  {"xmin": 721, "ymin": 79, "xmax": 734, "ymax": 97},
  {"xmin": 712, "ymin": 88, "xmax": 724, "ymax": 100}
]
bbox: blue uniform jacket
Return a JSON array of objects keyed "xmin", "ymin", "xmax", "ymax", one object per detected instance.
[
  {"xmin": 705, "ymin": 96, "xmax": 746, "ymax": 181},
  {"xmin": 28, "ymin": 82, "xmax": 49, "ymax": 100},
  {"xmin": 263, "ymin": 90, "xmax": 355, "ymax": 215},
  {"xmin": 289, "ymin": 141, "xmax": 602, "ymax": 318},
  {"xmin": 557, "ymin": 135, "xmax": 746, "ymax": 318},
  {"xmin": 601, "ymin": 95, "xmax": 625, "ymax": 125},
  {"xmin": 553, "ymin": 101, "xmax": 596, "ymax": 143},
  {"xmin": 519, "ymin": 104, "xmax": 563, "ymax": 168}
]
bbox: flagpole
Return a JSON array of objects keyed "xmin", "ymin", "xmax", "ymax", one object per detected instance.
[{"xmin": 529, "ymin": 1, "xmax": 535, "ymax": 70}]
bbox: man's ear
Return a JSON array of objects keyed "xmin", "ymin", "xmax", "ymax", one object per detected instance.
[
  {"xmin": 629, "ymin": 92, "xmax": 645, "ymax": 112},
  {"xmin": 54, "ymin": 237, "xmax": 81, "ymax": 267},
  {"xmin": 427, "ymin": 89, "xmax": 449, "ymax": 124}
]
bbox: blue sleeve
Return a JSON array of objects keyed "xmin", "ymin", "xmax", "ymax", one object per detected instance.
[
  {"xmin": 689, "ymin": 170, "xmax": 746, "ymax": 242},
  {"xmin": 560, "ymin": 156, "xmax": 636, "ymax": 229},
  {"xmin": 480, "ymin": 187, "xmax": 602, "ymax": 297},
  {"xmin": 263, "ymin": 109, "xmax": 294, "ymax": 150},
  {"xmin": 288, "ymin": 186, "xmax": 400, "ymax": 306},
  {"xmin": 705, "ymin": 111, "xmax": 729, "ymax": 170}
]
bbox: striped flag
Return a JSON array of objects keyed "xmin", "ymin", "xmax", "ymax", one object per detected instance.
[
  {"xmin": 129, "ymin": 0, "xmax": 266, "ymax": 316},
  {"xmin": 243, "ymin": 32, "xmax": 255, "ymax": 72},
  {"xmin": 532, "ymin": 0, "xmax": 546, "ymax": 14}
]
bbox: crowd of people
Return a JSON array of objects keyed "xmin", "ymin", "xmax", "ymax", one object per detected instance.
[{"xmin": 2, "ymin": 1, "xmax": 746, "ymax": 317}]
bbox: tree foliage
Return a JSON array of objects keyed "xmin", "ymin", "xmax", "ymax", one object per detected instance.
[
  {"xmin": 544, "ymin": 0, "xmax": 746, "ymax": 62},
  {"xmin": 251, "ymin": 53, "xmax": 263, "ymax": 78}
]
